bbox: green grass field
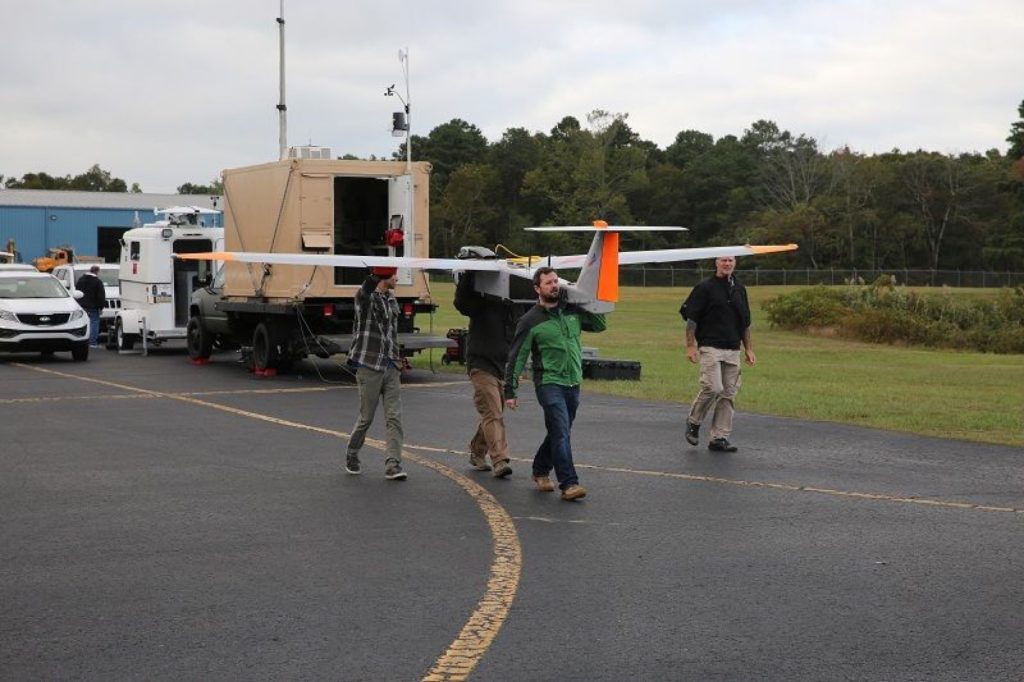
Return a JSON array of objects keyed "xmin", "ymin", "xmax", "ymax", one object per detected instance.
[{"xmin": 411, "ymin": 282, "xmax": 1024, "ymax": 447}]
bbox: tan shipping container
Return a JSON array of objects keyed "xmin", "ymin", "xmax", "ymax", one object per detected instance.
[{"xmin": 220, "ymin": 158, "xmax": 432, "ymax": 301}]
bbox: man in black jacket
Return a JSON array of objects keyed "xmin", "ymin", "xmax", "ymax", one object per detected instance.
[
  {"xmin": 453, "ymin": 271, "xmax": 522, "ymax": 478},
  {"xmin": 75, "ymin": 265, "xmax": 106, "ymax": 347},
  {"xmin": 679, "ymin": 256, "xmax": 756, "ymax": 452}
]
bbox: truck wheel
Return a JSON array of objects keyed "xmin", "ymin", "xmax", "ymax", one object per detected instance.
[
  {"xmin": 116, "ymin": 319, "xmax": 135, "ymax": 351},
  {"xmin": 187, "ymin": 316, "xmax": 213, "ymax": 360},
  {"xmin": 252, "ymin": 322, "xmax": 281, "ymax": 371},
  {"xmin": 71, "ymin": 343, "xmax": 89, "ymax": 362}
]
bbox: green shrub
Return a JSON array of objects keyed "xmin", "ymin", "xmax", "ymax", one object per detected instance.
[
  {"xmin": 763, "ymin": 286, "xmax": 848, "ymax": 329},
  {"xmin": 764, "ymin": 281, "xmax": 1024, "ymax": 353}
]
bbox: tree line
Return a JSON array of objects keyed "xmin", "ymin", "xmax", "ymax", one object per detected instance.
[
  {"xmin": 5, "ymin": 100, "xmax": 1023, "ymax": 272},
  {"xmin": 384, "ymin": 101, "xmax": 1024, "ymax": 272},
  {"xmin": 1, "ymin": 165, "xmax": 222, "ymax": 196}
]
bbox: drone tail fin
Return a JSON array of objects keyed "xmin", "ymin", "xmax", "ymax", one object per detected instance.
[{"xmin": 574, "ymin": 221, "xmax": 620, "ymax": 303}]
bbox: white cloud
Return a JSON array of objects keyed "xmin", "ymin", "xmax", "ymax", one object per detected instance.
[{"xmin": 0, "ymin": 0, "xmax": 1021, "ymax": 192}]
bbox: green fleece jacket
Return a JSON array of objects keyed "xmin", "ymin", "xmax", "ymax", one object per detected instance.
[{"xmin": 504, "ymin": 302, "xmax": 607, "ymax": 399}]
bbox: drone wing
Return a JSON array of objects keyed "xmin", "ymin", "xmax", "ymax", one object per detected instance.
[{"xmin": 617, "ymin": 243, "xmax": 799, "ymax": 265}]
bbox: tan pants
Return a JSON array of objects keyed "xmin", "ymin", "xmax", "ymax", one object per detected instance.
[
  {"xmin": 469, "ymin": 369, "xmax": 509, "ymax": 465},
  {"xmin": 687, "ymin": 347, "xmax": 742, "ymax": 440}
]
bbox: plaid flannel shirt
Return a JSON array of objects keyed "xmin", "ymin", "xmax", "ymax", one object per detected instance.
[{"xmin": 348, "ymin": 277, "xmax": 401, "ymax": 371}]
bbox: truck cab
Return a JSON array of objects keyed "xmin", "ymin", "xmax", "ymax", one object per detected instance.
[{"xmin": 112, "ymin": 207, "xmax": 223, "ymax": 351}]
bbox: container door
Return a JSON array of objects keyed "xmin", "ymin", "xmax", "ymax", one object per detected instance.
[{"xmin": 388, "ymin": 175, "xmax": 413, "ymax": 286}]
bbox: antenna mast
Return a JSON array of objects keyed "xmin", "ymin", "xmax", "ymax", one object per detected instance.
[
  {"xmin": 277, "ymin": 0, "xmax": 287, "ymax": 160},
  {"xmin": 401, "ymin": 48, "xmax": 411, "ymax": 173}
]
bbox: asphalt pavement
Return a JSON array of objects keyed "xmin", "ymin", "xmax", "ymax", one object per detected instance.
[{"xmin": 1, "ymin": 347, "xmax": 1022, "ymax": 681}]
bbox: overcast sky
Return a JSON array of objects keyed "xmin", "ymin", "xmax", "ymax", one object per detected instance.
[{"xmin": 2, "ymin": 0, "xmax": 1022, "ymax": 193}]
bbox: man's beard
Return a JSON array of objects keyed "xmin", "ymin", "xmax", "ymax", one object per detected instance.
[{"xmin": 540, "ymin": 289, "xmax": 560, "ymax": 304}]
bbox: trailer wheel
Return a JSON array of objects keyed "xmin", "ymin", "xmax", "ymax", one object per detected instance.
[
  {"xmin": 252, "ymin": 322, "xmax": 281, "ymax": 371},
  {"xmin": 116, "ymin": 319, "xmax": 136, "ymax": 351},
  {"xmin": 187, "ymin": 316, "xmax": 213, "ymax": 360}
]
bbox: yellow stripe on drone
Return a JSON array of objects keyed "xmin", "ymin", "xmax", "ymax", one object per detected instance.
[
  {"xmin": 176, "ymin": 251, "xmax": 236, "ymax": 261},
  {"xmin": 749, "ymin": 244, "xmax": 799, "ymax": 254}
]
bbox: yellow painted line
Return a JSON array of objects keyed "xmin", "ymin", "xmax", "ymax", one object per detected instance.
[
  {"xmin": 0, "ymin": 393, "xmax": 161, "ymax": 404},
  {"xmin": 404, "ymin": 445, "xmax": 1024, "ymax": 516},
  {"xmin": 568, "ymin": 461, "xmax": 1024, "ymax": 515},
  {"xmin": 13, "ymin": 363, "xmax": 522, "ymax": 682},
  {"xmin": 0, "ymin": 380, "xmax": 467, "ymax": 404}
]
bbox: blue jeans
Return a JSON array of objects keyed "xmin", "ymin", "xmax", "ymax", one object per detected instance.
[
  {"xmin": 87, "ymin": 310, "xmax": 101, "ymax": 345},
  {"xmin": 533, "ymin": 384, "xmax": 580, "ymax": 490}
]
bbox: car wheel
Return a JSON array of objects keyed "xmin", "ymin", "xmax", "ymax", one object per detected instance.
[
  {"xmin": 71, "ymin": 343, "xmax": 89, "ymax": 362},
  {"xmin": 252, "ymin": 322, "xmax": 282, "ymax": 372},
  {"xmin": 187, "ymin": 316, "xmax": 213, "ymax": 360},
  {"xmin": 116, "ymin": 319, "xmax": 135, "ymax": 351}
]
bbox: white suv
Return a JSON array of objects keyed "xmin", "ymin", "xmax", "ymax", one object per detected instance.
[{"xmin": 0, "ymin": 270, "xmax": 91, "ymax": 361}]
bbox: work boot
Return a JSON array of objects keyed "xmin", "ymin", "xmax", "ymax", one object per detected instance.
[
  {"xmin": 492, "ymin": 461, "xmax": 513, "ymax": 478},
  {"xmin": 561, "ymin": 484, "xmax": 587, "ymax": 501},
  {"xmin": 532, "ymin": 475, "xmax": 555, "ymax": 492},
  {"xmin": 469, "ymin": 453, "xmax": 491, "ymax": 471},
  {"xmin": 685, "ymin": 421, "xmax": 700, "ymax": 446},
  {"xmin": 708, "ymin": 437, "xmax": 738, "ymax": 453}
]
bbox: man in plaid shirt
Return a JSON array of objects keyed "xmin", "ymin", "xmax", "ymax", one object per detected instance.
[{"xmin": 345, "ymin": 266, "xmax": 407, "ymax": 480}]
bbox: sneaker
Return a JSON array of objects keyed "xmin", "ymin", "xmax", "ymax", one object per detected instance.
[
  {"xmin": 469, "ymin": 453, "xmax": 491, "ymax": 471},
  {"xmin": 561, "ymin": 484, "xmax": 587, "ymax": 501},
  {"xmin": 685, "ymin": 421, "xmax": 700, "ymax": 446},
  {"xmin": 708, "ymin": 437, "xmax": 738, "ymax": 453},
  {"xmin": 385, "ymin": 464, "xmax": 408, "ymax": 480},
  {"xmin": 345, "ymin": 457, "xmax": 361, "ymax": 475},
  {"xmin": 492, "ymin": 461, "xmax": 513, "ymax": 478},
  {"xmin": 532, "ymin": 475, "xmax": 555, "ymax": 493}
]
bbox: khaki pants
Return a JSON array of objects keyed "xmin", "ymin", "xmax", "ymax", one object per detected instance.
[
  {"xmin": 347, "ymin": 365, "xmax": 403, "ymax": 465},
  {"xmin": 468, "ymin": 369, "xmax": 509, "ymax": 465},
  {"xmin": 687, "ymin": 347, "xmax": 742, "ymax": 439}
]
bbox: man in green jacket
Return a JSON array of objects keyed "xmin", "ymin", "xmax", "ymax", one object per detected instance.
[{"xmin": 504, "ymin": 267, "xmax": 606, "ymax": 501}]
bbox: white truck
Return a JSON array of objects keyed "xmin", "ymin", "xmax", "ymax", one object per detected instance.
[{"xmin": 112, "ymin": 207, "xmax": 223, "ymax": 352}]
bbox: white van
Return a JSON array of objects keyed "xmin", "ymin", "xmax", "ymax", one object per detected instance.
[
  {"xmin": 113, "ymin": 207, "xmax": 223, "ymax": 351},
  {"xmin": 0, "ymin": 270, "xmax": 91, "ymax": 360}
]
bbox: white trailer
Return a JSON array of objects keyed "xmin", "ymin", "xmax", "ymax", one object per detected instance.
[{"xmin": 113, "ymin": 207, "xmax": 223, "ymax": 352}]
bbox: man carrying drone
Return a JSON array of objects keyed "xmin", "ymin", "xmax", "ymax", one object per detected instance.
[{"xmin": 504, "ymin": 267, "xmax": 607, "ymax": 501}]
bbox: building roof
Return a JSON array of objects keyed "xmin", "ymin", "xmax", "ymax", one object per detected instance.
[{"xmin": 0, "ymin": 189, "xmax": 222, "ymax": 211}]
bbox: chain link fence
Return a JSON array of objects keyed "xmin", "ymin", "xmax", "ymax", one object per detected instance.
[{"xmin": 620, "ymin": 267, "xmax": 1024, "ymax": 288}]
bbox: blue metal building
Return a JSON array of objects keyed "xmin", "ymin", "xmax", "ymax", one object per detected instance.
[{"xmin": 0, "ymin": 190, "xmax": 222, "ymax": 263}]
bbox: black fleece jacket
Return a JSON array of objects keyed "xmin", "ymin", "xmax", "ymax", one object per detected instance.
[
  {"xmin": 453, "ymin": 273, "xmax": 522, "ymax": 380},
  {"xmin": 679, "ymin": 274, "xmax": 751, "ymax": 350}
]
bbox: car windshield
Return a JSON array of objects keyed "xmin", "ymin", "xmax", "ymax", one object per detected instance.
[
  {"xmin": 0, "ymin": 277, "xmax": 71, "ymax": 299},
  {"xmin": 75, "ymin": 267, "xmax": 118, "ymax": 286}
]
